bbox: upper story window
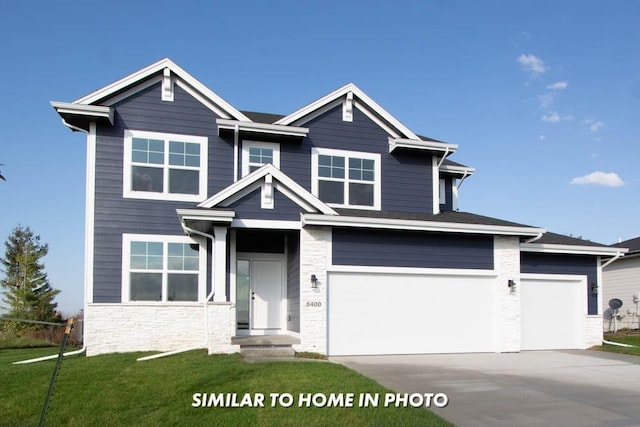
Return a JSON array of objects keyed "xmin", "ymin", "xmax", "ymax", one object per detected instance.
[
  {"xmin": 122, "ymin": 234, "xmax": 206, "ymax": 303},
  {"xmin": 241, "ymin": 141, "xmax": 280, "ymax": 176},
  {"xmin": 123, "ymin": 130, "xmax": 208, "ymax": 202},
  {"xmin": 439, "ymin": 178, "xmax": 446, "ymax": 205},
  {"xmin": 311, "ymin": 147, "xmax": 381, "ymax": 210}
]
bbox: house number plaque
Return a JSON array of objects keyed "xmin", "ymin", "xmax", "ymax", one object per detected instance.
[{"xmin": 306, "ymin": 301, "xmax": 322, "ymax": 308}]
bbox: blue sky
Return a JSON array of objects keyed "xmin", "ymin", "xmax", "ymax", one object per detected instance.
[{"xmin": 1, "ymin": 1, "xmax": 638, "ymax": 313}]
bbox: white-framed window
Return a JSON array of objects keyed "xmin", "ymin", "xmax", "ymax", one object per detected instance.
[
  {"xmin": 121, "ymin": 234, "xmax": 206, "ymax": 303},
  {"xmin": 439, "ymin": 178, "xmax": 446, "ymax": 205},
  {"xmin": 123, "ymin": 130, "xmax": 208, "ymax": 202},
  {"xmin": 311, "ymin": 147, "xmax": 381, "ymax": 210},
  {"xmin": 241, "ymin": 141, "xmax": 280, "ymax": 177}
]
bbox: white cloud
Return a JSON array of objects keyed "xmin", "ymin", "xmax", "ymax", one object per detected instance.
[
  {"xmin": 539, "ymin": 135, "xmax": 547, "ymax": 141},
  {"xmin": 590, "ymin": 121, "xmax": 604, "ymax": 132},
  {"xmin": 570, "ymin": 171, "xmax": 624, "ymax": 187},
  {"xmin": 518, "ymin": 54, "xmax": 547, "ymax": 75},
  {"xmin": 541, "ymin": 112, "xmax": 560, "ymax": 123},
  {"xmin": 538, "ymin": 93, "xmax": 555, "ymax": 109},
  {"xmin": 546, "ymin": 81, "xmax": 568, "ymax": 90}
]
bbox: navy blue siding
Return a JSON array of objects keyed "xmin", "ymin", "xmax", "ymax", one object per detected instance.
[
  {"xmin": 287, "ymin": 233, "xmax": 300, "ymax": 332},
  {"xmin": 521, "ymin": 253, "xmax": 599, "ymax": 315},
  {"xmin": 227, "ymin": 188, "xmax": 303, "ymax": 221},
  {"xmin": 93, "ymin": 83, "xmax": 227, "ymax": 303},
  {"xmin": 279, "ymin": 106, "xmax": 434, "ymax": 213},
  {"xmin": 332, "ymin": 228, "xmax": 494, "ymax": 269}
]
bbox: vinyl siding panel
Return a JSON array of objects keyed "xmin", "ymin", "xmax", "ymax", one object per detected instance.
[
  {"xmin": 92, "ymin": 83, "xmax": 225, "ymax": 303},
  {"xmin": 332, "ymin": 228, "xmax": 494, "ymax": 269},
  {"xmin": 440, "ymin": 176, "xmax": 454, "ymax": 212},
  {"xmin": 226, "ymin": 188, "xmax": 303, "ymax": 221},
  {"xmin": 520, "ymin": 252, "xmax": 599, "ymax": 315},
  {"xmin": 603, "ymin": 256, "xmax": 640, "ymax": 327}
]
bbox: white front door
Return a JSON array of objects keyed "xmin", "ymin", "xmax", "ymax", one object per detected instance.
[{"xmin": 251, "ymin": 260, "xmax": 282, "ymax": 330}]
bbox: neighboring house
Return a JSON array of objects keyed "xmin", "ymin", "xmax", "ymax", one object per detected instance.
[
  {"xmin": 52, "ymin": 59, "xmax": 625, "ymax": 357},
  {"xmin": 603, "ymin": 237, "xmax": 640, "ymax": 331}
]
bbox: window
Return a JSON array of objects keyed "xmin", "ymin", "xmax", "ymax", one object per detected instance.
[
  {"xmin": 439, "ymin": 178, "xmax": 446, "ymax": 205},
  {"xmin": 123, "ymin": 130, "xmax": 208, "ymax": 201},
  {"xmin": 241, "ymin": 141, "xmax": 280, "ymax": 176},
  {"xmin": 311, "ymin": 147, "xmax": 381, "ymax": 210},
  {"xmin": 122, "ymin": 235, "xmax": 206, "ymax": 302}
]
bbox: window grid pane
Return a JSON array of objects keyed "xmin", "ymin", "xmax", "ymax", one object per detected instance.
[
  {"xmin": 318, "ymin": 155, "xmax": 345, "ymax": 179},
  {"xmin": 130, "ymin": 242, "xmax": 163, "ymax": 270},
  {"xmin": 167, "ymin": 243, "xmax": 199, "ymax": 271},
  {"xmin": 349, "ymin": 157, "xmax": 375, "ymax": 182},
  {"xmin": 169, "ymin": 141, "xmax": 200, "ymax": 167},
  {"xmin": 132, "ymin": 138, "xmax": 164, "ymax": 165},
  {"xmin": 248, "ymin": 147, "xmax": 274, "ymax": 166}
]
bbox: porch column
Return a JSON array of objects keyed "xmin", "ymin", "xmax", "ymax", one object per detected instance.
[{"xmin": 213, "ymin": 226, "xmax": 228, "ymax": 302}]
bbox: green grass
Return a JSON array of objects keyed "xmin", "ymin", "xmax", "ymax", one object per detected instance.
[
  {"xmin": 0, "ymin": 335, "xmax": 58, "ymax": 350},
  {"xmin": 0, "ymin": 349, "xmax": 452, "ymax": 427},
  {"xmin": 592, "ymin": 331, "xmax": 640, "ymax": 356}
]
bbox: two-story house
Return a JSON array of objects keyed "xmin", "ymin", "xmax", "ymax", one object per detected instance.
[{"xmin": 52, "ymin": 59, "xmax": 624, "ymax": 357}]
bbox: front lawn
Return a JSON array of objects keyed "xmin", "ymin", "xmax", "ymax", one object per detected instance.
[
  {"xmin": 0, "ymin": 348, "xmax": 451, "ymax": 426},
  {"xmin": 592, "ymin": 331, "xmax": 640, "ymax": 356}
]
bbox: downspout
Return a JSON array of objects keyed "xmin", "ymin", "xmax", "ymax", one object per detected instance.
[
  {"xmin": 601, "ymin": 252, "xmax": 624, "ymax": 269},
  {"xmin": 13, "ymin": 346, "xmax": 86, "ymax": 365},
  {"xmin": 137, "ymin": 221, "xmax": 216, "ymax": 362},
  {"xmin": 524, "ymin": 233, "xmax": 543, "ymax": 244}
]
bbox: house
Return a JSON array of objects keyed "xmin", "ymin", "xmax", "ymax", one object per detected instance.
[
  {"xmin": 52, "ymin": 58, "xmax": 625, "ymax": 357},
  {"xmin": 603, "ymin": 237, "xmax": 640, "ymax": 331}
]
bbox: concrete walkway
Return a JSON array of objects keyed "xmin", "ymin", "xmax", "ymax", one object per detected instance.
[{"xmin": 332, "ymin": 351, "xmax": 640, "ymax": 427}]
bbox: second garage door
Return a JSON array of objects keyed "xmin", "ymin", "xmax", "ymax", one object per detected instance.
[
  {"xmin": 327, "ymin": 272, "xmax": 497, "ymax": 355},
  {"xmin": 520, "ymin": 275, "xmax": 586, "ymax": 350}
]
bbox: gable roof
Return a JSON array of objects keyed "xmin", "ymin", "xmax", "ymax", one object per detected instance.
[
  {"xmin": 274, "ymin": 83, "xmax": 421, "ymax": 140},
  {"xmin": 241, "ymin": 111, "xmax": 285, "ymax": 124},
  {"xmin": 611, "ymin": 236, "xmax": 640, "ymax": 254},
  {"xmin": 198, "ymin": 164, "xmax": 337, "ymax": 215},
  {"xmin": 72, "ymin": 58, "xmax": 251, "ymax": 121}
]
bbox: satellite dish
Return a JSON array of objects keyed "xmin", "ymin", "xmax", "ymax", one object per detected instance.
[{"xmin": 609, "ymin": 298, "xmax": 623, "ymax": 310}]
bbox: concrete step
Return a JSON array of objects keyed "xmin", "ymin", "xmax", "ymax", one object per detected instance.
[{"xmin": 240, "ymin": 345, "xmax": 295, "ymax": 359}]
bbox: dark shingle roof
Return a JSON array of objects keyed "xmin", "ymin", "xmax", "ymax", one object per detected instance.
[
  {"xmin": 611, "ymin": 236, "xmax": 640, "ymax": 253},
  {"xmin": 335, "ymin": 209, "xmax": 536, "ymax": 229},
  {"xmin": 417, "ymin": 134, "xmax": 447, "ymax": 143},
  {"xmin": 241, "ymin": 111, "xmax": 285, "ymax": 124},
  {"xmin": 535, "ymin": 232, "xmax": 605, "ymax": 247}
]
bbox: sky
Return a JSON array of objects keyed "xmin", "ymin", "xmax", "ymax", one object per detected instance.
[{"xmin": 0, "ymin": 1, "xmax": 638, "ymax": 313}]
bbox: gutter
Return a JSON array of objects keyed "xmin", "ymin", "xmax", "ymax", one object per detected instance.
[
  {"xmin": 524, "ymin": 232, "xmax": 543, "ymax": 244},
  {"xmin": 137, "ymin": 221, "xmax": 216, "ymax": 362},
  {"xmin": 602, "ymin": 339, "xmax": 637, "ymax": 348}
]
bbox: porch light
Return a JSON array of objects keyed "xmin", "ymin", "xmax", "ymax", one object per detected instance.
[
  {"xmin": 508, "ymin": 279, "xmax": 516, "ymax": 293},
  {"xmin": 591, "ymin": 282, "xmax": 599, "ymax": 295},
  {"xmin": 311, "ymin": 274, "xmax": 318, "ymax": 289}
]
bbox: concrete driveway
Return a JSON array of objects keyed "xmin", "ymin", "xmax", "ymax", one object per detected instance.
[{"xmin": 332, "ymin": 351, "xmax": 640, "ymax": 427}]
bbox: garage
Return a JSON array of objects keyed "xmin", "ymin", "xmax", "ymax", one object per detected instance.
[
  {"xmin": 520, "ymin": 274, "xmax": 586, "ymax": 350},
  {"xmin": 327, "ymin": 271, "xmax": 497, "ymax": 355}
]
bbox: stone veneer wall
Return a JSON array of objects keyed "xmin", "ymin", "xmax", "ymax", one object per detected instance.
[{"xmin": 494, "ymin": 236, "xmax": 521, "ymax": 352}]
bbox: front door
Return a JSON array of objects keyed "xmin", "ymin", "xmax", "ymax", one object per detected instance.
[{"xmin": 236, "ymin": 257, "xmax": 283, "ymax": 332}]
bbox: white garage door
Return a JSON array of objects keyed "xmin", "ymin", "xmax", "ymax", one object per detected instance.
[
  {"xmin": 328, "ymin": 272, "xmax": 497, "ymax": 355},
  {"xmin": 520, "ymin": 275, "xmax": 586, "ymax": 350}
]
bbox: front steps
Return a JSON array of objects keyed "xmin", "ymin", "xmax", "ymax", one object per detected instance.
[{"xmin": 232, "ymin": 334, "xmax": 300, "ymax": 360}]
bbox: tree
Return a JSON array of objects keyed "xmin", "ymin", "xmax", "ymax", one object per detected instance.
[{"xmin": 1, "ymin": 225, "xmax": 60, "ymax": 331}]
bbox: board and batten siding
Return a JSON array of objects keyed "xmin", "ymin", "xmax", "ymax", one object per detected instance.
[
  {"xmin": 332, "ymin": 228, "xmax": 494, "ymax": 269},
  {"xmin": 92, "ymin": 83, "xmax": 227, "ymax": 303},
  {"xmin": 279, "ymin": 105, "xmax": 435, "ymax": 214},
  {"xmin": 520, "ymin": 252, "xmax": 599, "ymax": 315}
]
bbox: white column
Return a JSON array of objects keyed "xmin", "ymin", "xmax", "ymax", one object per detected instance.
[{"xmin": 213, "ymin": 227, "xmax": 228, "ymax": 302}]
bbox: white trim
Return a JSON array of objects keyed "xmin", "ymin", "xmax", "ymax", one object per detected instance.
[
  {"xmin": 262, "ymin": 174, "xmax": 274, "ymax": 209},
  {"xmin": 520, "ymin": 243, "xmax": 627, "ymax": 256},
  {"xmin": 121, "ymin": 234, "xmax": 207, "ymax": 303},
  {"xmin": 213, "ymin": 227, "xmax": 228, "ymax": 302},
  {"xmin": 311, "ymin": 147, "xmax": 382, "ymax": 211},
  {"xmin": 176, "ymin": 209, "xmax": 235, "ymax": 224},
  {"xmin": 161, "ymin": 68, "xmax": 174, "ymax": 102},
  {"xmin": 123, "ymin": 129, "xmax": 208, "ymax": 202},
  {"xmin": 432, "ymin": 156, "xmax": 439, "ymax": 214},
  {"xmin": 389, "ymin": 137, "xmax": 458, "ymax": 154},
  {"xmin": 596, "ymin": 255, "xmax": 602, "ymax": 316},
  {"xmin": 231, "ymin": 219, "xmax": 301, "ymax": 230},
  {"xmin": 328, "ymin": 265, "xmax": 498, "ymax": 277},
  {"xmin": 241, "ymin": 141, "xmax": 281, "ymax": 177},
  {"xmin": 289, "ymin": 98, "xmax": 343, "ymax": 128},
  {"xmin": 275, "ymin": 83, "xmax": 419, "ymax": 140},
  {"xmin": 303, "ymin": 213, "xmax": 546, "ymax": 236},
  {"xmin": 175, "ymin": 80, "xmax": 233, "ymax": 119},
  {"xmin": 85, "ymin": 123, "xmax": 97, "ymax": 304},
  {"xmin": 199, "ymin": 163, "xmax": 337, "ymax": 215},
  {"xmin": 50, "ymin": 102, "xmax": 114, "ymax": 124},
  {"xmin": 520, "ymin": 273, "xmax": 588, "ymax": 282},
  {"xmin": 440, "ymin": 163, "xmax": 475, "ymax": 177},
  {"xmin": 229, "ymin": 230, "xmax": 237, "ymax": 305},
  {"xmin": 74, "ymin": 58, "xmax": 251, "ymax": 121},
  {"xmin": 219, "ymin": 181, "xmax": 262, "ymax": 207},
  {"xmin": 343, "ymin": 91, "xmax": 353, "ymax": 122},
  {"xmin": 217, "ymin": 119, "xmax": 309, "ymax": 137}
]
